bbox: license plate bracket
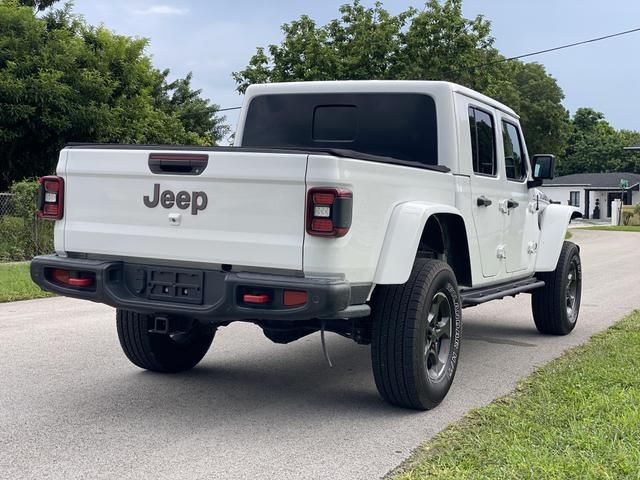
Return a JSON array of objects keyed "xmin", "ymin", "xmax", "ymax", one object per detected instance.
[{"xmin": 147, "ymin": 267, "xmax": 204, "ymax": 305}]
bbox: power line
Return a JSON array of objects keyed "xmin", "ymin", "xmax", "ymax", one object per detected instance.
[
  {"xmin": 475, "ymin": 26, "xmax": 640, "ymax": 69},
  {"xmin": 217, "ymin": 26, "xmax": 640, "ymax": 112}
]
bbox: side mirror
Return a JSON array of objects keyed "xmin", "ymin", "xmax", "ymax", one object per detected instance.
[{"xmin": 528, "ymin": 154, "xmax": 556, "ymax": 188}]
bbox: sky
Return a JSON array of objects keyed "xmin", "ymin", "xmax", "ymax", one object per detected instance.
[{"xmin": 72, "ymin": 0, "xmax": 640, "ymax": 137}]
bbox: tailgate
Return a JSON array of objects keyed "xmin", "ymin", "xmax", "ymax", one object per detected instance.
[{"xmin": 61, "ymin": 148, "xmax": 308, "ymax": 270}]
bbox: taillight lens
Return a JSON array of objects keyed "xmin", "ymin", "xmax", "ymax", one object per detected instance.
[
  {"xmin": 283, "ymin": 290, "xmax": 308, "ymax": 306},
  {"xmin": 37, "ymin": 176, "xmax": 64, "ymax": 220},
  {"xmin": 306, "ymin": 187, "xmax": 353, "ymax": 237},
  {"xmin": 50, "ymin": 269, "xmax": 94, "ymax": 287}
]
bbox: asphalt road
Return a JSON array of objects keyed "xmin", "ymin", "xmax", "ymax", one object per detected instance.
[{"xmin": 1, "ymin": 229, "xmax": 639, "ymax": 480}]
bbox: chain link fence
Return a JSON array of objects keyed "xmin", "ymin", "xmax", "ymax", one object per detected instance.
[
  {"xmin": 0, "ymin": 185, "xmax": 54, "ymax": 262},
  {"xmin": 0, "ymin": 193, "xmax": 12, "ymax": 216}
]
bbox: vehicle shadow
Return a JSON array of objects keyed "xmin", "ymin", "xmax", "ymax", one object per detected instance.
[
  {"xmin": 65, "ymin": 315, "xmax": 542, "ymax": 428},
  {"xmin": 70, "ymin": 330, "xmax": 428, "ymax": 432}
]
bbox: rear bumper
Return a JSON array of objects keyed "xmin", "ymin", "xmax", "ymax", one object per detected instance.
[{"xmin": 30, "ymin": 255, "xmax": 361, "ymax": 322}]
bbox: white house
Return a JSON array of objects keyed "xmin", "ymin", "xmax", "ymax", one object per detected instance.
[{"xmin": 539, "ymin": 172, "xmax": 640, "ymax": 220}]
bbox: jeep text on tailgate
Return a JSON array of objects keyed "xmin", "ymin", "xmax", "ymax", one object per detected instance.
[{"xmin": 31, "ymin": 81, "xmax": 582, "ymax": 410}]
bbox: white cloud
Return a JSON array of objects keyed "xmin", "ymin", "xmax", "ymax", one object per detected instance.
[{"xmin": 133, "ymin": 5, "xmax": 189, "ymax": 16}]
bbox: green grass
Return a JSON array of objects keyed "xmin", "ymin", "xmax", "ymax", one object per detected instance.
[
  {"xmin": 583, "ymin": 225, "xmax": 640, "ymax": 232},
  {"xmin": 394, "ymin": 311, "xmax": 640, "ymax": 480},
  {"xmin": 0, "ymin": 262, "xmax": 53, "ymax": 302},
  {"xmin": 564, "ymin": 230, "xmax": 572, "ymax": 240}
]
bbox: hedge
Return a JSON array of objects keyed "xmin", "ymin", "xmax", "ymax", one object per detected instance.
[{"xmin": 0, "ymin": 179, "xmax": 53, "ymax": 262}]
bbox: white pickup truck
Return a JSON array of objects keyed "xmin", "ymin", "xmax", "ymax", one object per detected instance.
[{"xmin": 31, "ymin": 81, "xmax": 582, "ymax": 410}]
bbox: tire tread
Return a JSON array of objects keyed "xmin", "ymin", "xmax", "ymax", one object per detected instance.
[
  {"xmin": 532, "ymin": 241, "xmax": 581, "ymax": 335},
  {"xmin": 371, "ymin": 258, "xmax": 461, "ymax": 410},
  {"xmin": 116, "ymin": 309, "xmax": 214, "ymax": 373}
]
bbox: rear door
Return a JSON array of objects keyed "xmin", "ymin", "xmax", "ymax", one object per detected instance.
[
  {"xmin": 464, "ymin": 103, "xmax": 504, "ymax": 278},
  {"xmin": 62, "ymin": 148, "xmax": 308, "ymax": 270}
]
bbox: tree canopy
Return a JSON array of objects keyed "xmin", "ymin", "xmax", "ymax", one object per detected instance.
[
  {"xmin": 17, "ymin": 0, "xmax": 59, "ymax": 11},
  {"xmin": 558, "ymin": 108, "xmax": 640, "ymax": 175},
  {"xmin": 1, "ymin": 0, "xmax": 638, "ymax": 188},
  {"xmin": 0, "ymin": 0, "xmax": 228, "ymax": 190},
  {"xmin": 234, "ymin": 0, "xmax": 570, "ymax": 158}
]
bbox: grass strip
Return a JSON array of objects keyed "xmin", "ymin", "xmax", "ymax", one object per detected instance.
[
  {"xmin": 394, "ymin": 310, "xmax": 640, "ymax": 480},
  {"xmin": 0, "ymin": 262, "xmax": 53, "ymax": 302},
  {"xmin": 583, "ymin": 225, "xmax": 640, "ymax": 232}
]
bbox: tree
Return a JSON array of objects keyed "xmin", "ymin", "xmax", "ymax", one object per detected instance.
[
  {"xmin": 160, "ymin": 72, "xmax": 229, "ymax": 144},
  {"xmin": 504, "ymin": 62, "xmax": 570, "ymax": 157},
  {"xmin": 233, "ymin": 0, "xmax": 570, "ymax": 157},
  {"xmin": 0, "ymin": 1, "xmax": 228, "ymax": 190},
  {"xmin": 558, "ymin": 108, "xmax": 640, "ymax": 175},
  {"xmin": 18, "ymin": 0, "xmax": 59, "ymax": 11}
]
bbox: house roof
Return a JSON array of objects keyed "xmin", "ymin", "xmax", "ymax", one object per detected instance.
[{"xmin": 543, "ymin": 172, "xmax": 640, "ymax": 189}]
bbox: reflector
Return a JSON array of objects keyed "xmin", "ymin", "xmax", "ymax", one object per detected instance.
[{"xmin": 283, "ymin": 290, "xmax": 308, "ymax": 306}]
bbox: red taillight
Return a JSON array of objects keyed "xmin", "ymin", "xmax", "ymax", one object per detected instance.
[
  {"xmin": 313, "ymin": 192, "xmax": 336, "ymax": 204},
  {"xmin": 283, "ymin": 290, "xmax": 308, "ymax": 307},
  {"xmin": 306, "ymin": 187, "xmax": 353, "ymax": 237},
  {"xmin": 311, "ymin": 218, "xmax": 334, "ymax": 232},
  {"xmin": 37, "ymin": 176, "xmax": 64, "ymax": 220},
  {"xmin": 51, "ymin": 269, "xmax": 94, "ymax": 287}
]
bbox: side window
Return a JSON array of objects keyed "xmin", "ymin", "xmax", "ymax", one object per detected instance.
[
  {"xmin": 468, "ymin": 107, "xmax": 496, "ymax": 176},
  {"xmin": 569, "ymin": 191, "xmax": 580, "ymax": 207},
  {"xmin": 502, "ymin": 121, "xmax": 527, "ymax": 182}
]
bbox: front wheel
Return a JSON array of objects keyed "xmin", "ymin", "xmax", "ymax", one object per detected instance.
[
  {"xmin": 370, "ymin": 259, "xmax": 462, "ymax": 410},
  {"xmin": 531, "ymin": 241, "xmax": 582, "ymax": 335},
  {"xmin": 116, "ymin": 309, "xmax": 215, "ymax": 373}
]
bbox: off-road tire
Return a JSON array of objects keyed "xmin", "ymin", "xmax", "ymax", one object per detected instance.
[
  {"xmin": 116, "ymin": 309, "xmax": 215, "ymax": 373},
  {"xmin": 531, "ymin": 241, "xmax": 582, "ymax": 335},
  {"xmin": 371, "ymin": 259, "xmax": 462, "ymax": 410}
]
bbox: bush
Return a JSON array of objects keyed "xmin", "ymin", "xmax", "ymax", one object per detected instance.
[
  {"xmin": 0, "ymin": 179, "xmax": 54, "ymax": 261},
  {"xmin": 622, "ymin": 209, "xmax": 634, "ymax": 226},
  {"xmin": 621, "ymin": 206, "xmax": 640, "ymax": 226}
]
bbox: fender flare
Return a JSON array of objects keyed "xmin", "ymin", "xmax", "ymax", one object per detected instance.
[
  {"xmin": 373, "ymin": 201, "xmax": 466, "ymax": 285},
  {"xmin": 535, "ymin": 204, "xmax": 581, "ymax": 272}
]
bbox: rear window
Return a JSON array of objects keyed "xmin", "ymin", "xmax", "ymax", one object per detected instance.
[{"xmin": 242, "ymin": 93, "xmax": 438, "ymax": 166}]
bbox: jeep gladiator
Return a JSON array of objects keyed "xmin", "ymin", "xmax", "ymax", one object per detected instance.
[{"xmin": 31, "ymin": 81, "xmax": 582, "ymax": 410}]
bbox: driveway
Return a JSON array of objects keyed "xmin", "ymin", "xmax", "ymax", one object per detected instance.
[{"xmin": 1, "ymin": 229, "xmax": 639, "ymax": 480}]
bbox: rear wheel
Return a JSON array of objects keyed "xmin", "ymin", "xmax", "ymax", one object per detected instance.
[
  {"xmin": 116, "ymin": 309, "xmax": 214, "ymax": 373},
  {"xmin": 532, "ymin": 241, "xmax": 582, "ymax": 335},
  {"xmin": 371, "ymin": 259, "xmax": 462, "ymax": 410}
]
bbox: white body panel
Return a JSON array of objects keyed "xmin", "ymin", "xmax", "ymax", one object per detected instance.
[
  {"xmin": 53, "ymin": 150, "xmax": 69, "ymax": 256},
  {"xmin": 373, "ymin": 202, "xmax": 465, "ymax": 284},
  {"xmin": 535, "ymin": 204, "xmax": 580, "ymax": 272},
  {"xmin": 54, "ymin": 80, "xmax": 573, "ymax": 292},
  {"xmin": 303, "ymin": 155, "xmax": 456, "ymax": 284},
  {"xmin": 61, "ymin": 148, "xmax": 308, "ymax": 270}
]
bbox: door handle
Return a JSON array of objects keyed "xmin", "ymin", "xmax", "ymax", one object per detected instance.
[
  {"xmin": 477, "ymin": 196, "xmax": 492, "ymax": 207},
  {"xmin": 507, "ymin": 199, "xmax": 519, "ymax": 209}
]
